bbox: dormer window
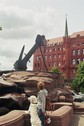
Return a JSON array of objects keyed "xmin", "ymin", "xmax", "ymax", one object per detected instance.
[{"xmin": 76, "ymin": 34, "xmax": 80, "ymax": 37}]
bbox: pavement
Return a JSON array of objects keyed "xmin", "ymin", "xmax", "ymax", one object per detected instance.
[
  {"xmin": 71, "ymin": 102, "xmax": 84, "ymax": 126},
  {"xmin": 71, "ymin": 114, "xmax": 84, "ymax": 126}
]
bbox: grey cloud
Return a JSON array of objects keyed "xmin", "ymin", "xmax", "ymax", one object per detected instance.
[
  {"xmin": 0, "ymin": 1, "xmax": 64, "ymax": 70},
  {"xmin": 0, "ymin": 49, "xmax": 17, "ymax": 58},
  {"xmin": 0, "ymin": 5, "xmax": 62, "ymax": 39},
  {"xmin": 0, "ymin": 27, "xmax": 36, "ymax": 39},
  {"xmin": 0, "ymin": 5, "xmax": 35, "ymax": 28}
]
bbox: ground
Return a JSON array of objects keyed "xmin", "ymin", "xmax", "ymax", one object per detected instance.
[{"xmin": 71, "ymin": 102, "xmax": 84, "ymax": 126}]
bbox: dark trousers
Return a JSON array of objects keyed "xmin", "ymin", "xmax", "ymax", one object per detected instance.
[{"xmin": 38, "ymin": 109, "xmax": 45, "ymax": 126}]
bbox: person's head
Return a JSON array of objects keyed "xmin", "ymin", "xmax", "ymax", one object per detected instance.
[
  {"xmin": 37, "ymin": 82, "xmax": 45, "ymax": 90},
  {"xmin": 28, "ymin": 95, "xmax": 37, "ymax": 104}
]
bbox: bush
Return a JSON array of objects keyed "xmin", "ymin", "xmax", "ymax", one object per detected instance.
[
  {"xmin": 72, "ymin": 62, "xmax": 84, "ymax": 92},
  {"xmin": 51, "ymin": 67, "xmax": 61, "ymax": 74}
]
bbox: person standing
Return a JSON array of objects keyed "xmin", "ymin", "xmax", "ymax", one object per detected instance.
[{"xmin": 37, "ymin": 82, "xmax": 48, "ymax": 126}]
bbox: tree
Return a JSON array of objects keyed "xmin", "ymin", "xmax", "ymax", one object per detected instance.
[
  {"xmin": 72, "ymin": 61, "xmax": 84, "ymax": 93},
  {"xmin": 51, "ymin": 67, "xmax": 61, "ymax": 74}
]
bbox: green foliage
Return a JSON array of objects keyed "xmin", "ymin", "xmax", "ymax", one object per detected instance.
[
  {"xmin": 72, "ymin": 62, "xmax": 84, "ymax": 92},
  {"xmin": 80, "ymin": 87, "xmax": 84, "ymax": 93},
  {"xmin": 76, "ymin": 61, "xmax": 84, "ymax": 75},
  {"xmin": 51, "ymin": 67, "xmax": 61, "ymax": 74}
]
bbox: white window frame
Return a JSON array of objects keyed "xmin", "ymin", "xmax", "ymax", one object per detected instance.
[
  {"xmin": 72, "ymin": 59, "xmax": 76, "ymax": 65},
  {"xmin": 72, "ymin": 50, "xmax": 76, "ymax": 56},
  {"xmin": 77, "ymin": 49, "xmax": 80, "ymax": 55},
  {"xmin": 83, "ymin": 48, "xmax": 84, "ymax": 54},
  {"xmin": 77, "ymin": 58, "xmax": 80, "ymax": 64},
  {"xmin": 58, "ymin": 62, "xmax": 61, "ymax": 66}
]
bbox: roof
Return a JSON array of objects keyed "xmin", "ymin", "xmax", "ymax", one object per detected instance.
[
  {"xmin": 47, "ymin": 37, "xmax": 63, "ymax": 46},
  {"xmin": 46, "ymin": 31, "xmax": 84, "ymax": 45},
  {"xmin": 70, "ymin": 31, "xmax": 84, "ymax": 38}
]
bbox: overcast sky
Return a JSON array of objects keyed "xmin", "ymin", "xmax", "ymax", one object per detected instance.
[{"xmin": 0, "ymin": 0, "xmax": 84, "ymax": 71}]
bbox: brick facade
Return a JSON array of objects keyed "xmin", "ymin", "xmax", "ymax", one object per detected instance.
[{"xmin": 33, "ymin": 31, "xmax": 84, "ymax": 79}]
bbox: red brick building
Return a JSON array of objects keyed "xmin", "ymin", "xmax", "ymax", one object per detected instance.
[{"xmin": 33, "ymin": 18, "xmax": 84, "ymax": 79}]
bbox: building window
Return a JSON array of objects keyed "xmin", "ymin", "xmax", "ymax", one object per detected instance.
[
  {"xmin": 54, "ymin": 54, "xmax": 56, "ymax": 58},
  {"xmin": 82, "ymin": 43, "xmax": 84, "ymax": 45},
  {"xmin": 83, "ymin": 48, "xmax": 84, "ymax": 54},
  {"xmin": 63, "ymin": 48, "xmax": 65, "ymax": 51},
  {"xmin": 45, "ymin": 56, "xmax": 47, "ymax": 60},
  {"xmin": 53, "ymin": 62, "xmax": 56, "ymax": 67},
  {"xmin": 72, "ymin": 50, "xmax": 76, "ymax": 56},
  {"xmin": 53, "ymin": 48, "xmax": 56, "ymax": 51},
  {"xmin": 72, "ymin": 44, "xmax": 75, "ymax": 47},
  {"xmin": 58, "ymin": 48, "xmax": 61, "ymax": 51},
  {"xmin": 49, "ymin": 55, "xmax": 52, "ymax": 59},
  {"xmin": 36, "ymin": 56, "xmax": 39, "ymax": 60},
  {"xmin": 77, "ymin": 58, "xmax": 80, "ymax": 64},
  {"xmin": 72, "ymin": 69, "xmax": 75, "ymax": 74},
  {"xmin": 72, "ymin": 59, "xmax": 76, "ymax": 65},
  {"xmin": 49, "ymin": 63, "xmax": 52, "ymax": 67},
  {"xmin": 45, "ymin": 49, "xmax": 48, "ymax": 52},
  {"xmin": 63, "ymin": 55, "xmax": 65, "ymax": 61},
  {"xmin": 58, "ymin": 54, "xmax": 61, "ymax": 58},
  {"xmin": 77, "ymin": 49, "xmax": 80, "ymax": 55},
  {"xmin": 58, "ymin": 62, "xmax": 61, "ymax": 66},
  {"xmin": 49, "ymin": 49, "xmax": 52, "ymax": 52}
]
